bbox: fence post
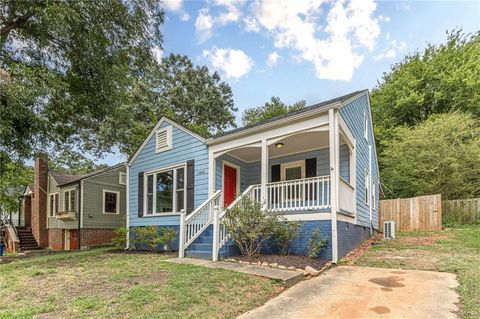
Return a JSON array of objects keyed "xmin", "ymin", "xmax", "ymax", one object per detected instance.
[
  {"xmin": 212, "ymin": 205, "xmax": 219, "ymax": 262},
  {"xmin": 178, "ymin": 210, "xmax": 185, "ymax": 258}
]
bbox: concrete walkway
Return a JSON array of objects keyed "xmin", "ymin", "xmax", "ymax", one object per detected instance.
[
  {"xmin": 168, "ymin": 258, "xmax": 303, "ymax": 286},
  {"xmin": 238, "ymin": 266, "xmax": 459, "ymax": 319}
]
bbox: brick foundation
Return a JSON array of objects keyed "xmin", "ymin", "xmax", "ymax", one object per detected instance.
[
  {"xmin": 80, "ymin": 228, "xmax": 117, "ymax": 248},
  {"xmin": 48, "ymin": 229, "xmax": 64, "ymax": 250}
]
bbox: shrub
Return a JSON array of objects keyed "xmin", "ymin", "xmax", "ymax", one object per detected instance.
[
  {"xmin": 111, "ymin": 227, "xmax": 128, "ymax": 249},
  {"xmin": 130, "ymin": 226, "xmax": 177, "ymax": 251},
  {"xmin": 272, "ymin": 218, "xmax": 302, "ymax": 255},
  {"xmin": 307, "ymin": 228, "xmax": 327, "ymax": 258},
  {"xmin": 223, "ymin": 197, "xmax": 277, "ymax": 257}
]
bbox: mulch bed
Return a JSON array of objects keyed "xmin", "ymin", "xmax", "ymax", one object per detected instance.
[{"xmin": 234, "ymin": 254, "xmax": 328, "ymax": 270}]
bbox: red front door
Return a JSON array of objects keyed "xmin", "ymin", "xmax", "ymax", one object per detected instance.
[
  {"xmin": 224, "ymin": 165, "xmax": 237, "ymax": 206},
  {"xmin": 69, "ymin": 230, "xmax": 78, "ymax": 250}
]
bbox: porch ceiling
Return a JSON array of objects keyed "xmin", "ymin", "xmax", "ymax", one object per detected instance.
[{"xmin": 226, "ymin": 131, "xmax": 348, "ymax": 163}]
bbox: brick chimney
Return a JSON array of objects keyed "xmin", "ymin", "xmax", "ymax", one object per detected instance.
[{"xmin": 31, "ymin": 154, "xmax": 49, "ymax": 247}]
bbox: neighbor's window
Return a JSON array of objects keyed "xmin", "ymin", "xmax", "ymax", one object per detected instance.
[
  {"xmin": 144, "ymin": 165, "xmax": 186, "ymax": 215},
  {"xmin": 365, "ymin": 169, "xmax": 370, "ymax": 206},
  {"xmin": 119, "ymin": 172, "xmax": 127, "ymax": 185},
  {"xmin": 49, "ymin": 193, "xmax": 58, "ymax": 217},
  {"xmin": 64, "ymin": 189, "xmax": 76, "ymax": 212},
  {"xmin": 103, "ymin": 190, "xmax": 119, "ymax": 214}
]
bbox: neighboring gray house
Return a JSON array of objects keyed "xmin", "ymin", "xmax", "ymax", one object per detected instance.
[{"xmin": 127, "ymin": 89, "xmax": 380, "ymax": 263}]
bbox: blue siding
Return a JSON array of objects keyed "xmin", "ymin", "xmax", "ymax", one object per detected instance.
[
  {"xmin": 215, "ymin": 155, "xmax": 249, "ymax": 192},
  {"xmin": 339, "ymin": 94, "xmax": 380, "ymax": 229},
  {"xmin": 337, "ymin": 221, "xmax": 371, "ymax": 257},
  {"xmin": 129, "ymin": 121, "xmax": 209, "ymax": 227}
]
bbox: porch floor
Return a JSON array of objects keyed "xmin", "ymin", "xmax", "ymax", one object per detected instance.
[{"xmin": 168, "ymin": 258, "xmax": 303, "ymax": 286}]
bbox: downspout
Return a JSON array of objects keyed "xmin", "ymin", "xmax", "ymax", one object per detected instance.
[
  {"xmin": 126, "ymin": 164, "xmax": 130, "ymax": 249},
  {"xmin": 77, "ymin": 181, "xmax": 82, "ymax": 250}
]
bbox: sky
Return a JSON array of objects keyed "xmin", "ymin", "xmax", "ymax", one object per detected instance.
[{"xmin": 99, "ymin": 0, "xmax": 480, "ymax": 165}]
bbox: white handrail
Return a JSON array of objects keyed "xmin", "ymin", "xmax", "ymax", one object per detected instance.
[{"xmin": 182, "ymin": 191, "xmax": 222, "ymax": 251}]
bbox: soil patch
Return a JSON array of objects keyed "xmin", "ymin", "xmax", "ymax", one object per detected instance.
[
  {"xmin": 399, "ymin": 235, "xmax": 448, "ymax": 245},
  {"xmin": 341, "ymin": 233, "xmax": 383, "ymax": 264},
  {"xmin": 108, "ymin": 249, "xmax": 176, "ymax": 257},
  {"xmin": 234, "ymin": 254, "xmax": 328, "ymax": 270}
]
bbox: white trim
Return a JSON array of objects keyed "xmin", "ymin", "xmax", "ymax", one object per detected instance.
[
  {"xmin": 47, "ymin": 192, "xmax": 59, "ymax": 217},
  {"xmin": 143, "ymin": 163, "xmax": 187, "ymax": 217},
  {"xmin": 222, "ymin": 161, "xmax": 241, "ymax": 200},
  {"xmin": 155, "ymin": 126, "xmax": 172, "ymax": 153},
  {"xmin": 62, "ymin": 188, "xmax": 77, "ymax": 212},
  {"xmin": 364, "ymin": 168, "xmax": 370, "ymax": 206},
  {"xmin": 80, "ymin": 181, "xmax": 84, "ymax": 228},
  {"xmin": 363, "ymin": 111, "xmax": 368, "ymax": 141},
  {"xmin": 329, "ymin": 108, "xmax": 339, "ymax": 264},
  {"xmin": 280, "ymin": 160, "xmax": 305, "ymax": 181},
  {"xmin": 126, "ymin": 165, "xmax": 130, "ymax": 248},
  {"xmin": 128, "ymin": 117, "xmax": 206, "ymax": 165},
  {"xmin": 102, "ymin": 189, "xmax": 121, "ymax": 214},
  {"xmin": 119, "ymin": 172, "xmax": 127, "ymax": 185}
]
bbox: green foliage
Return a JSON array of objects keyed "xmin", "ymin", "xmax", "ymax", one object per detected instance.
[
  {"xmin": 242, "ymin": 96, "xmax": 305, "ymax": 126},
  {"xmin": 1, "ymin": 0, "xmax": 164, "ymax": 163},
  {"xmin": 271, "ymin": 218, "xmax": 302, "ymax": 255},
  {"xmin": 223, "ymin": 197, "xmax": 278, "ymax": 257},
  {"xmin": 111, "ymin": 227, "xmax": 128, "ymax": 249},
  {"xmin": 103, "ymin": 53, "xmax": 237, "ymax": 156},
  {"xmin": 130, "ymin": 226, "xmax": 177, "ymax": 252},
  {"xmin": 48, "ymin": 149, "xmax": 109, "ymax": 175},
  {"xmin": 307, "ymin": 228, "xmax": 328, "ymax": 258},
  {"xmin": 0, "ymin": 157, "xmax": 33, "ymax": 217},
  {"xmin": 381, "ymin": 113, "xmax": 480, "ymax": 200}
]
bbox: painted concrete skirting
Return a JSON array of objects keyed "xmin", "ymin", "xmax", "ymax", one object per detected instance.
[{"xmin": 168, "ymin": 258, "xmax": 304, "ymax": 286}]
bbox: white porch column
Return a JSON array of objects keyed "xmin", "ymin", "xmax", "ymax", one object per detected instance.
[
  {"xmin": 328, "ymin": 109, "xmax": 339, "ymax": 263},
  {"xmin": 208, "ymin": 150, "xmax": 215, "ymax": 197},
  {"xmin": 260, "ymin": 139, "xmax": 269, "ymax": 207}
]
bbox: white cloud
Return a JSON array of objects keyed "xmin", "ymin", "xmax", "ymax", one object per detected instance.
[
  {"xmin": 246, "ymin": 0, "xmax": 380, "ymax": 81},
  {"xmin": 243, "ymin": 17, "xmax": 260, "ymax": 32},
  {"xmin": 266, "ymin": 51, "xmax": 280, "ymax": 67},
  {"xmin": 374, "ymin": 39, "xmax": 406, "ymax": 60},
  {"xmin": 215, "ymin": 0, "xmax": 243, "ymax": 25},
  {"xmin": 162, "ymin": 0, "xmax": 182, "ymax": 12},
  {"xmin": 180, "ymin": 12, "xmax": 190, "ymax": 21},
  {"xmin": 195, "ymin": 8, "xmax": 214, "ymax": 42},
  {"xmin": 379, "ymin": 15, "xmax": 391, "ymax": 22},
  {"xmin": 203, "ymin": 47, "xmax": 253, "ymax": 78}
]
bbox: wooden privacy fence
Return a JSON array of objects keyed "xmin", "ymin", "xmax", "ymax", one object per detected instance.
[
  {"xmin": 443, "ymin": 198, "xmax": 480, "ymax": 225},
  {"xmin": 379, "ymin": 194, "xmax": 442, "ymax": 232}
]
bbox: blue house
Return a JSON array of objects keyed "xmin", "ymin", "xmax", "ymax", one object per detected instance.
[{"xmin": 127, "ymin": 89, "xmax": 380, "ymax": 263}]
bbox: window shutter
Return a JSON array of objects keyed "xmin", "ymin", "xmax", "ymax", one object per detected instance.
[
  {"xmin": 306, "ymin": 158, "xmax": 317, "ymax": 178},
  {"xmin": 138, "ymin": 172, "xmax": 144, "ymax": 217},
  {"xmin": 186, "ymin": 160, "xmax": 195, "ymax": 213},
  {"xmin": 271, "ymin": 164, "xmax": 280, "ymax": 182}
]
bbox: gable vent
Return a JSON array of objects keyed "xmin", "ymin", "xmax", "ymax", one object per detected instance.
[{"xmin": 155, "ymin": 126, "xmax": 172, "ymax": 153}]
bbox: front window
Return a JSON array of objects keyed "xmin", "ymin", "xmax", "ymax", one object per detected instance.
[
  {"xmin": 64, "ymin": 189, "xmax": 76, "ymax": 212},
  {"xmin": 103, "ymin": 190, "xmax": 119, "ymax": 214},
  {"xmin": 49, "ymin": 193, "xmax": 58, "ymax": 217},
  {"xmin": 144, "ymin": 165, "xmax": 186, "ymax": 215}
]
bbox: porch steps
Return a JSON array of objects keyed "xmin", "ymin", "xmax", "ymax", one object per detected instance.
[
  {"xmin": 185, "ymin": 225, "xmax": 239, "ymax": 260},
  {"xmin": 16, "ymin": 227, "xmax": 42, "ymax": 251}
]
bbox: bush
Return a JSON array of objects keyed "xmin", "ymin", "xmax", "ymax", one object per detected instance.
[
  {"xmin": 130, "ymin": 226, "xmax": 177, "ymax": 251},
  {"xmin": 307, "ymin": 228, "xmax": 327, "ymax": 258},
  {"xmin": 111, "ymin": 227, "xmax": 128, "ymax": 249},
  {"xmin": 272, "ymin": 218, "xmax": 302, "ymax": 255},
  {"xmin": 223, "ymin": 197, "xmax": 277, "ymax": 257}
]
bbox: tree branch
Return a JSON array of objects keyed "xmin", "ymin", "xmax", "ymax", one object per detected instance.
[{"xmin": 1, "ymin": 12, "xmax": 34, "ymax": 37}]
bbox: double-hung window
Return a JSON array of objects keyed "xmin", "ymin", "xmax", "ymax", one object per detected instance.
[
  {"xmin": 64, "ymin": 189, "xmax": 76, "ymax": 212},
  {"xmin": 103, "ymin": 190, "xmax": 120, "ymax": 214},
  {"xmin": 144, "ymin": 165, "xmax": 186, "ymax": 215},
  {"xmin": 49, "ymin": 193, "xmax": 59, "ymax": 217}
]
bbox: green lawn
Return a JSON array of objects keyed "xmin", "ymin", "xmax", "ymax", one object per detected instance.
[
  {"xmin": 0, "ymin": 249, "xmax": 282, "ymax": 319},
  {"xmin": 350, "ymin": 226, "xmax": 480, "ymax": 319}
]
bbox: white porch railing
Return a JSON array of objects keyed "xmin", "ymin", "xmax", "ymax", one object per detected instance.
[
  {"xmin": 338, "ymin": 177, "xmax": 355, "ymax": 214},
  {"xmin": 179, "ymin": 190, "xmax": 222, "ymax": 258},
  {"xmin": 266, "ymin": 176, "xmax": 331, "ymax": 212}
]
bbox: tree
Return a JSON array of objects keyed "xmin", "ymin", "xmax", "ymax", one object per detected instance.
[
  {"xmin": 1, "ymin": 0, "xmax": 164, "ymax": 162},
  {"xmin": 380, "ymin": 113, "xmax": 480, "ymax": 200},
  {"xmin": 0, "ymin": 160, "xmax": 33, "ymax": 219},
  {"xmin": 371, "ymin": 30, "xmax": 480, "ymax": 153},
  {"xmin": 103, "ymin": 54, "xmax": 237, "ymax": 156},
  {"xmin": 48, "ymin": 150, "xmax": 109, "ymax": 175},
  {"xmin": 242, "ymin": 97, "xmax": 305, "ymax": 126}
]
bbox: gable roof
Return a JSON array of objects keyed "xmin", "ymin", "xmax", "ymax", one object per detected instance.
[
  {"xmin": 209, "ymin": 89, "xmax": 369, "ymax": 143},
  {"xmin": 52, "ymin": 162, "xmax": 125, "ymax": 187},
  {"xmin": 128, "ymin": 116, "xmax": 207, "ymax": 165}
]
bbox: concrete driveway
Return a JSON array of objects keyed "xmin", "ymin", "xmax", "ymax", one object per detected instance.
[{"xmin": 238, "ymin": 266, "xmax": 459, "ymax": 319}]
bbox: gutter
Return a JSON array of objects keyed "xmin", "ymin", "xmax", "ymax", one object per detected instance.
[{"xmin": 77, "ymin": 181, "xmax": 82, "ymax": 250}]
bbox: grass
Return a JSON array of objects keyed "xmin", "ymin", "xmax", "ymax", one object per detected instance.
[
  {"xmin": 351, "ymin": 226, "xmax": 480, "ymax": 319},
  {"xmin": 0, "ymin": 248, "xmax": 283, "ymax": 319}
]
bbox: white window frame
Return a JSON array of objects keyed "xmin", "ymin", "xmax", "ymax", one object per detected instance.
[
  {"xmin": 364, "ymin": 111, "xmax": 368, "ymax": 141},
  {"xmin": 63, "ymin": 188, "xmax": 76, "ymax": 212},
  {"xmin": 48, "ymin": 192, "xmax": 59, "ymax": 217},
  {"xmin": 155, "ymin": 126, "xmax": 172, "ymax": 153},
  {"xmin": 365, "ymin": 169, "xmax": 370, "ymax": 206},
  {"xmin": 119, "ymin": 172, "xmax": 127, "ymax": 185},
  {"xmin": 143, "ymin": 163, "xmax": 187, "ymax": 216},
  {"xmin": 103, "ymin": 189, "xmax": 120, "ymax": 214},
  {"xmin": 280, "ymin": 160, "xmax": 305, "ymax": 181}
]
